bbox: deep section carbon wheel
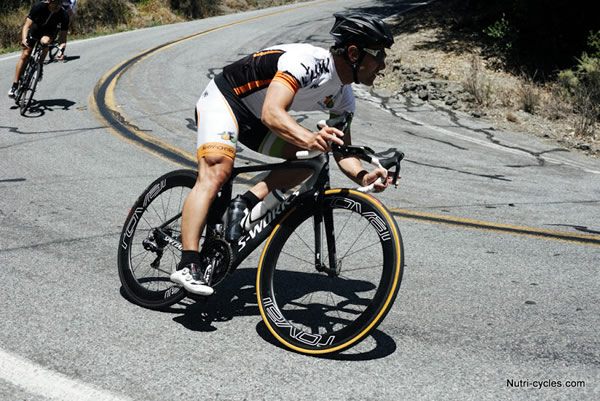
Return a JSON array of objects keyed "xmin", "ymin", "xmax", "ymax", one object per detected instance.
[
  {"xmin": 257, "ymin": 189, "xmax": 404, "ymax": 355},
  {"xmin": 118, "ymin": 169, "xmax": 197, "ymax": 309}
]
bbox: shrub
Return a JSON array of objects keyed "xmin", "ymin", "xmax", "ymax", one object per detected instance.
[
  {"xmin": 169, "ymin": 0, "xmax": 218, "ymax": 19},
  {"xmin": 558, "ymin": 53, "xmax": 600, "ymax": 135},
  {"xmin": 462, "ymin": 55, "xmax": 492, "ymax": 106},
  {"xmin": 0, "ymin": 6, "xmax": 28, "ymax": 50},
  {"xmin": 72, "ymin": 0, "xmax": 132, "ymax": 35},
  {"xmin": 518, "ymin": 73, "xmax": 540, "ymax": 114}
]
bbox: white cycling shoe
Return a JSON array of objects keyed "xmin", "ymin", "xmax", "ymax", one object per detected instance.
[{"xmin": 170, "ymin": 264, "xmax": 214, "ymax": 296}]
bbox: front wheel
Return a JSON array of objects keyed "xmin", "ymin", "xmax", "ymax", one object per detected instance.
[
  {"xmin": 118, "ymin": 169, "xmax": 197, "ymax": 309},
  {"xmin": 19, "ymin": 61, "xmax": 40, "ymax": 116},
  {"xmin": 256, "ymin": 189, "xmax": 404, "ymax": 355}
]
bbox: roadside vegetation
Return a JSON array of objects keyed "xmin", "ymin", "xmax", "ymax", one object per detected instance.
[
  {"xmin": 383, "ymin": 0, "xmax": 599, "ymax": 149},
  {"xmin": 0, "ymin": 0, "xmax": 302, "ymax": 52}
]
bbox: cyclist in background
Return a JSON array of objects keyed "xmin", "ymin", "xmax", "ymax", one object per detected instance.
[
  {"xmin": 56, "ymin": 0, "xmax": 76, "ymax": 60},
  {"xmin": 8, "ymin": 0, "xmax": 69, "ymax": 98},
  {"xmin": 171, "ymin": 13, "xmax": 396, "ymax": 295}
]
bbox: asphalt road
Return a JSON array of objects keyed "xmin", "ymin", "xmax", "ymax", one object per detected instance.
[{"xmin": 1, "ymin": 0, "xmax": 599, "ymax": 400}]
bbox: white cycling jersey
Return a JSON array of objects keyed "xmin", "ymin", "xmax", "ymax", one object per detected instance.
[
  {"xmin": 196, "ymin": 43, "xmax": 355, "ymax": 161},
  {"xmin": 222, "ymin": 43, "xmax": 355, "ymax": 118}
]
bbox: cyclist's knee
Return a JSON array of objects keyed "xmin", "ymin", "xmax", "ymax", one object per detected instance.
[
  {"xmin": 198, "ymin": 155, "xmax": 233, "ymax": 188},
  {"xmin": 40, "ymin": 36, "xmax": 51, "ymax": 45}
]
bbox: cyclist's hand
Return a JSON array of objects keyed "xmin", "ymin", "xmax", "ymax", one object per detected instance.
[
  {"xmin": 362, "ymin": 168, "xmax": 392, "ymax": 193},
  {"xmin": 308, "ymin": 126, "xmax": 344, "ymax": 152},
  {"xmin": 21, "ymin": 39, "xmax": 30, "ymax": 49}
]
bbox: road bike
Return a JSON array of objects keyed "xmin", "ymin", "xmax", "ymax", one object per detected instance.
[
  {"xmin": 14, "ymin": 40, "xmax": 44, "ymax": 116},
  {"xmin": 118, "ymin": 114, "xmax": 405, "ymax": 355}
]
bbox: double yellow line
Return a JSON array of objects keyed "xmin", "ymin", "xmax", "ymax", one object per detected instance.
[{"xmin": 89, "ymin": 1, "xmax": 600, "ymax": 248}]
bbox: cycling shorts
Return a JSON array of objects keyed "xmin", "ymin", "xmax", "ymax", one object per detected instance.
[
  {"xmin": 26, "ymin": 23, "xmax": 64, "ymax": 47},
  {"xmin": 194, "ymin": 73, "xmax": 290, "ymax": 161}
]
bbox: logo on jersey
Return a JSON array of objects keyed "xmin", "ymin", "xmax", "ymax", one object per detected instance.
[
  {"xmin": 319, "ymin": 95, "xmax": 335, "ymax": 109},
  {"xmin": 219, "ymin": 131, "xmax": 237, "ymax": 143}
]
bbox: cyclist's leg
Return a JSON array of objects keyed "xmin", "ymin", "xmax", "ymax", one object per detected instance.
[
  {"xmin": 174, "ymin": 80, "xmax": 238, "ymax": 294},
  {"xmin": 181, "ymin": 154, "xmax": 233, "ymax": 251},
  {"xmin": 39, "ymin": 35, "xmax": 52, "ymax": 64},
  {"xmin": 13, "ymin": 41, "xmax": 34, "ymax": 85},
  {"xmin": 181, "ymin": 79, "xmax": 238, "ymax": 251}
]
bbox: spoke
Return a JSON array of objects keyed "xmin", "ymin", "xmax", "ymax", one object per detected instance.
[
  {"xmin": 278, "ymin": 250, "xmax": 314, "ymax": 267},
  {"xmin": 338, "ymin": 219, "xmax": 373, "ymax": 261},
  {"xmin": 338, "ymin": 240, "xmax": 380, "ymax": 260},
  {"xmin": 333, "ymin": 209, "xmax": 352, "ymax": 240},
  {"xmin": 338, "ymin": 263, "xmax": 383, "ymax": 274},
  {"xmin": 290, "ymin": 229, "xmax": 315, "ymax": 254}
]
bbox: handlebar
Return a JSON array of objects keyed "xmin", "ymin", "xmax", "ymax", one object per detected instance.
[{"xmin": 296, "ymin": 112, "xmax": 404, "ymax": 193}]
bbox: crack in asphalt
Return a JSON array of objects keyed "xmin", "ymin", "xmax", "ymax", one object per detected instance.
[
  {"xmin": 354, "ymin": 87, "xmax": 571, "ymax": 170},
  {"xmin": 0, "ymin": 232, "xmax": 122, "ymax": 253}
]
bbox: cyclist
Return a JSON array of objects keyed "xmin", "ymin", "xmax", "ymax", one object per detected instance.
[
  {"xmin": 8, "ymin": 0, "xmax": 69, "ymax": 98},
  {"xmin": 56, "ymin": 0, "xmax": 77, "ymax": 60},
  {"xmin": 171, "ymin": 13, "xmax": 395, "ymax": 295}
]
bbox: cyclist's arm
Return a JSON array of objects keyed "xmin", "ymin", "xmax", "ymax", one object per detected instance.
[
  {"xmin": 334, "ymin": 127, "xmax": 390, "ymax": 192},
  {"xmin": 58, "ymin": 29, "xmax": 67, "ymax": 48},
  {"xmin": 262, "ymin": 81, "xmax": 344, "ymax": 152},
  {"xmin": 21, "ymin": 18, "xmax": 33, "ymax": 47}
]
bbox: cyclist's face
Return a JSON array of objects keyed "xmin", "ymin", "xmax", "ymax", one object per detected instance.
[
  {"xmin": 357, "ymin": 45, "xmax": 387, "ymax": 86},
  {"xmin": 48, "ymin": 1, "xmax": 61, "ymax": 12}
]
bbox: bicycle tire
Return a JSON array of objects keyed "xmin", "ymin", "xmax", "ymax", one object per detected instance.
[
  {"xmin": 15, "ymin": 60, "xmax": 33, "ymax": 106},
  {"xmin": 118, "ymin": 169, "xmax": 197, "ymax": 309},
  {"xmin": 19, "ymin": 61, "xmax": 40, "ymax": 116},
  {"xmin": 256, "ymin": 189, "xmax": 404, "ymax": 355},
  {"xmin": 48, "ymin": 43, "xmax": 59, "ymax": 63}
]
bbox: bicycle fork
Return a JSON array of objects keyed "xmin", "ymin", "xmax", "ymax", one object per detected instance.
[{"xmin": 313, "ymin": 200, "xmax": 340, "ymax": 277}]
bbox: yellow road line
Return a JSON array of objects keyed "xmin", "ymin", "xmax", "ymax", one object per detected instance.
[
  {"xmin": 390, "ymin": 208, "xmax": 600, "ymax": 246},
  {"xmin": 89, "ymin": 0, "xmax": 335, "ymax": 168},
  {"xmin": 88, "ymin": 1, "xmax": 600, "ymax": 248}
]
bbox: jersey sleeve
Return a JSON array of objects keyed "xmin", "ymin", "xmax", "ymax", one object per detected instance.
[
  {"xmin": 272, "ymin": 70, "xmax": 299, "ymax": 94},
  {"xmin": 275, "ymin": 50, "xmax": 331, "ymax": 92},
  {"xmin": 27, "ymin": 3, "xmax": 42, "ymax": 21}
]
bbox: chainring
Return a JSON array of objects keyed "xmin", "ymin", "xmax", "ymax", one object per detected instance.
[{"xmin": 199, "ymin": 238, "xmax": 233, "ymax": 286}]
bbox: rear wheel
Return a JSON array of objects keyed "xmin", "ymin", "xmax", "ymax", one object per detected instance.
[
  {"xmin": 48, "ymin": 43, "xmax": 59, "ymax": 63},
  {"xmin": 118, "ymin": 169, "xmax": 197, "ymax": 309},
  {"xmin": 257, "ymin": 189, "xmax": 404, "ymax": 355}
]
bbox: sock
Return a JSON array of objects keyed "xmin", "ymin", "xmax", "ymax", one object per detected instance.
[
  {"xmin": 179, "ymin": 250, "xmax": 201, "ymax": 268},
  {"xmin": 241, "ymin": 190, "xmax": 260, "ymax": 210}
]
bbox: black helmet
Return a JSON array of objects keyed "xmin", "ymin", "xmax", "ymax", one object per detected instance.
[{"xmin": 330, "ymin": 13, "xmax": 394, "ymax": 49}]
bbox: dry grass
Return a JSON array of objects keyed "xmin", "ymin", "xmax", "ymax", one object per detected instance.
[
  {"xmin": 0, "ymin": 0, "xmax": 304, "ymax": 53},
  {"xmin": 377, "ymin": 4, "xmax": 599, "ymax": 156}
]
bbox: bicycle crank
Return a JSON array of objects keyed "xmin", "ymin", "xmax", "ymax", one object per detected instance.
[{"xmin": 199, "ymin": 238, "xmax": 232, "ymax": 286}]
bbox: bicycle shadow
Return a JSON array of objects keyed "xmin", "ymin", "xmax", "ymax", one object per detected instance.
[
  {"xmin": 255, "ymin": 321, "xmax": 397, "ymax": 361},
  {"xmin": 46, "ymin": 55, "xmax": 81, "ymax": 64},
  {"xmin": 170, "ymin": 266, "xmax": 398, "ymax": 360},
  {"xmin": 18, "ymin": 98, "xmax": 77, "ymax": 117},
  {"xmin": 171, "ymin": 266, "xmax": 260, "ymax": 331}
]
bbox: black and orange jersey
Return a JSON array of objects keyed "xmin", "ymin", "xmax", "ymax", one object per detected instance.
[{"xmin": 220, "ymin": 43, "xmax": 355, "ymax": 119}]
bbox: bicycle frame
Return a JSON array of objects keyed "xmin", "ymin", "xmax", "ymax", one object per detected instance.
[
  {"xmin": 14, "ymin": 42, "xmax": 39, "ymax": 100},
  {"xmin": 153, "ymin": 152, "xmax": 334, "ymax": 276}
]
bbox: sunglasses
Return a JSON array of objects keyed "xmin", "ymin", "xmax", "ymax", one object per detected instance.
[{"xmin": 363, "ymin": 47, "xmax": 386, "ymax": 63}]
